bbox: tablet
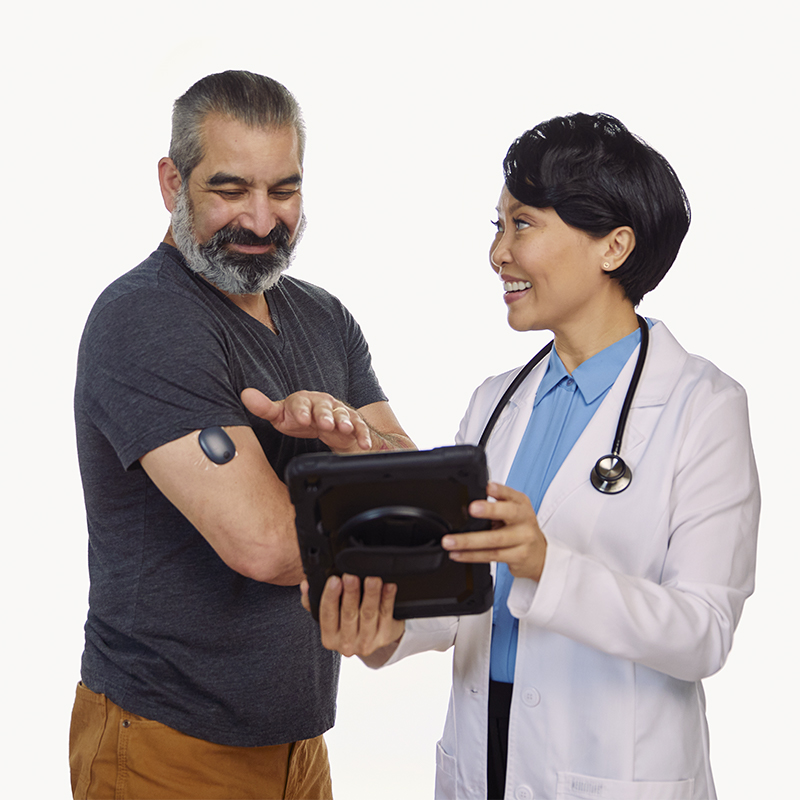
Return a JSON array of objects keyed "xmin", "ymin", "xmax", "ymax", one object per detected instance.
[{"xmin": 285, "ymin": 444, "xmax": 494, "ymax": 621}]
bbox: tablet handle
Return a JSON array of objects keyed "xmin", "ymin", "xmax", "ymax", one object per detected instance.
[{"xmin": 334, "ymin": 541, "xmax": 444, "ymax": 577}]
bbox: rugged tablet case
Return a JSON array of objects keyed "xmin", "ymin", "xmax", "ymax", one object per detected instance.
[{"xmin": 285, "ymin": 445, "xmax": 494, "ymax": 621}]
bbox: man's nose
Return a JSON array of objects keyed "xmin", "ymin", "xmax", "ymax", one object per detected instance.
[{"xmin": 239, "ymin": 193, "xmax": 276, "ymax": 238}]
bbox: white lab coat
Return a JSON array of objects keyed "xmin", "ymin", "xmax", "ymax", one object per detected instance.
[{"xmin": 385, "ymin": 321, "xmax": 759, "ymax": 800}]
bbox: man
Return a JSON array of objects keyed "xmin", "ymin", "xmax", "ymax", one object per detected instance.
[{"xmin": 70, "ymin": 71, "xmax": 412, "ymax": 800}]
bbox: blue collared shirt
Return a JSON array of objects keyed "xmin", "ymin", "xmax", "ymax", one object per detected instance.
[{"xmin": 490, "ymin": 322, "xmax": 650, "ymax": 683}]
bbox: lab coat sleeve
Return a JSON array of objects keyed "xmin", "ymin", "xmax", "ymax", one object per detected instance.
[
  {"xmin": 507, "ymin": 381, "xmax": 759, "ymax": 682},
  {"xmin": 381, "ymin": 616, "xmax": 460, "ymax": 668}
]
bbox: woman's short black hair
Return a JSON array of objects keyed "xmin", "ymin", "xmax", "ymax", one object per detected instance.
[{"xmin": 503, "ymin": 113, "xmax": 691, "ymax": 305}]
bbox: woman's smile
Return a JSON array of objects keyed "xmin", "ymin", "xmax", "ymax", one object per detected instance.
[{"xmin": 501, "ymin": 276, "xmax": 533, "ymax": 304}]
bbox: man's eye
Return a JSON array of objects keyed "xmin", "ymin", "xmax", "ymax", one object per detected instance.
[
  {"xmin": 216, "ymin": 190, "xmax": 243, "ymax": 198},
  {"xmin": 271, "ymin": 190, "xmax": 299, "ymax": 199}
]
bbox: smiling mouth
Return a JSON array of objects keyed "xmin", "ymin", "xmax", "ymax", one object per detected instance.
[
  {"xmin": 504, "ymin": 280, "xmax": 532, "ymax": 293},
  {"xmin": 226, "ymin": 242, "xmax": 275, "ymax": 255}
]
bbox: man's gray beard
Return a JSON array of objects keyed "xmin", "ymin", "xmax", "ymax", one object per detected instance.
[{"xmin": 170, "ymin": 186, "xmax": 305, "ymax": 295}]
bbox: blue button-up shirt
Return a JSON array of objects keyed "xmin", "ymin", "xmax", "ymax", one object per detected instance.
[{"xmin": 490, "ymin": 323, "xmax": 649, "ymax": 683}]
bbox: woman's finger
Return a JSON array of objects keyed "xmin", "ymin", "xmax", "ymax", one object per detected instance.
[
  {"xmin": 442, "ymin": 527, "xmax": 520, "ymax": 552},
  {"xmin": 300, "ymin": 579, "xmax": 312, "ymax": 613},
  {"xmin": 469, "ymin": 482, "xmax": 534, "ymax": 523},
  {"xmin": 317, "ymin": 575, "xmax": 344, "ymax": 649},
  {"xmin": 468, "ymin": 498, "xmax": 525, "ymax": 526},
  {"xmin": 358, "ymin": 576, "xmax": 385, "ymax": 628},
  {"xmin": 378, "ymin": 581, "xmax": 398, "ymax": 620},
  {"xmin": 487, "ymin": 481, "xmax": 526, "ymax": 501},
  {"xmin": 448, "ymin": 545, "xmax": 520, "ymax": 563}
]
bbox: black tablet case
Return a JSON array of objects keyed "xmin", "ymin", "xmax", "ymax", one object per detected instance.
[{"xmin": 285, "ymin": 445, "xmax": 494, "ymax": 620}]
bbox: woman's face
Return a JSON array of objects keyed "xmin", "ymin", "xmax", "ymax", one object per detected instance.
[{"xmin": 489, "ymin": 187, "xmax": 617, "ymax": 336}]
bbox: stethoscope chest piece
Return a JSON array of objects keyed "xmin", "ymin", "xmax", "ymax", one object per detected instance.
[{"xmin": 590, "ymin": 454, "xmax": 632, "ymax": 494}]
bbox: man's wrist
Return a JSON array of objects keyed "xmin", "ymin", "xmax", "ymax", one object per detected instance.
[{"xmin": 370, "ymin": 431, "xmax": 414, "ymax": 452}]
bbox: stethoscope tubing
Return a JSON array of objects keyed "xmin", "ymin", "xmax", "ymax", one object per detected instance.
[
  {"xmin": 478, "ymin": 315, "xmax": 649, "ymax": 494},
  {"xmin": 609, "ymin": 316, "xmax": 648, "ymax": 457}
]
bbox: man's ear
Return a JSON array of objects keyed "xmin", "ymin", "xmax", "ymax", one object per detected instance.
[
  {"xmin": 158, "ymin": 157, "xmax": 182, "ymax": 213},
  {"xmin": 601, "ymin": 226, "xmax": 636, "ymax": 271}
]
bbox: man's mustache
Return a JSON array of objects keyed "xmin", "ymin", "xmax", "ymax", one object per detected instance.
[{"xmin": 209, "ymin": 222, "xmax": 292, "ymax": 249}]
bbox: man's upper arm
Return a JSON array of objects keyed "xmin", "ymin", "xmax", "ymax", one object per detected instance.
[{"xmin": 140, "ymin": 425, "xmax": 304, "ymax": 585}]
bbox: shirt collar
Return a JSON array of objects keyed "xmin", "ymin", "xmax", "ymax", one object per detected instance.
[{"xmin": 535, "ymin": 325, "xmax": 644, "ymax": 406}]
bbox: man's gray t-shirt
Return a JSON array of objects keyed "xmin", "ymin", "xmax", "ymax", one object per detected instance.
[{"xmin": 74, "ymin": 243, "xmax": 387, "ymax": 746}]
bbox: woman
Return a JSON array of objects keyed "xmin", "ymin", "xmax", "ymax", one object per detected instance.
[{"xmin": 307, "ymin": 113, "xmax": 759, "ymax": 800}]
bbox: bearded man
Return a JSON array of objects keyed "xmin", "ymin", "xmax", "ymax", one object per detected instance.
[{"xmin": 70, "ymin": 71, "xmax": 412, "ymax": 800}]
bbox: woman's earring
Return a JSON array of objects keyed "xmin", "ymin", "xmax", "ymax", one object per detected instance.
[{"xmin": 603, "ymin": 262, "xmax": 611, "ymax": 271}]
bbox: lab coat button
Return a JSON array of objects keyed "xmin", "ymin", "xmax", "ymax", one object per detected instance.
[
  {"xmin": 515, "ymin": 785, "xmax": 533, "ymax": 800},
  {"xmin": 521, "ymin": 687, "xmax": 541, "ymax": 707}
]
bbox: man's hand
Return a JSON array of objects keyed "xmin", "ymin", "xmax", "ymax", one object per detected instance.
[
  {"xmin": 242, "ymin": 388, "xmax": 373, "ymax": 452},
  {"xmin": 241, "ymin": 389, "xmax": 415, "ymax": 454},
  {"xmin": 301, "ymin": 574, "xmax": 405, "ymax": 666},
  {"xmin": 441, "ymin": 482, "xmax": 548, "ymax": 582}
]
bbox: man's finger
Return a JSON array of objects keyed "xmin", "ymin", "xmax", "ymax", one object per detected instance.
[
  {"xmin": 332, "ymin": 406, "xmax": 355, "ymax": 432},
  {"xmin": 281, "ymin": 394, "xmax": 314, "ymax": 426},
  {"xmin": 240, "ymin": 388, "xmax": 280, "ymax": 420},
  {"xmin": 306, "ymin": 398, "xmax": 336, "ymax": 430}
]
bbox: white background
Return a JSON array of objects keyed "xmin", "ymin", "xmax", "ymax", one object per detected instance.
[{"xmin": 1, "ymin": 1, "xmax": 797, "ymax": 797}]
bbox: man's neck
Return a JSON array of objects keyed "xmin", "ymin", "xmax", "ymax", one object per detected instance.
[
  {"xmin": 225, "ymin": 291, "xmax": 276, "ymax": 332},
  {"xmin": 162, "ymin": 227, "xmax": 277, "ymax": 333}
]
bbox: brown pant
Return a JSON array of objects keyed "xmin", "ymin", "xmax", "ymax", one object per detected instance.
[{"xmin": 69, "ymin": 682, "xmax": 333, "ymax": 800}]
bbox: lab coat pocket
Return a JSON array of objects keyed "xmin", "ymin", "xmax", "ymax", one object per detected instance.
[
  {"xmin": 556, "ymin": 771, "xmax": 694, "ymax": 800},
  {"xmin": 434, "ymin": 739, "xmax": 458, "ymax": 799}
]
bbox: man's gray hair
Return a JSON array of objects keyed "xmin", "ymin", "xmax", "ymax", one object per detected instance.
[{"xmin": 169, "ymin": 70, "xmax": 306, "ymax": 181}]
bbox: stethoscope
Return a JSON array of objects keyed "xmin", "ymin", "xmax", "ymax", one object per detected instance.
[{"xmin": 478, "ymin": 315, "xmax": 649, "ymax": 495}]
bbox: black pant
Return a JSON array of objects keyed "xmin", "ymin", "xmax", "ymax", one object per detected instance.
[{"xmin": 487, "ymin": 680, "xmax": 513, "ymax": 800}]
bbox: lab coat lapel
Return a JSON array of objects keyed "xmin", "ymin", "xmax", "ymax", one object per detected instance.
[
  {"xmin": 484, "ymin": 356, "xmax": 550, "ymax": 485},
  {"xmin": 536, "ymin": 321, "xmax": 686, "ymax": 528}
]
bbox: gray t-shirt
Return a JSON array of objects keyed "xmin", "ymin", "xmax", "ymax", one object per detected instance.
[{"xmin": 74, "ymin": 243, "xmax": 387, "ymax": 746}]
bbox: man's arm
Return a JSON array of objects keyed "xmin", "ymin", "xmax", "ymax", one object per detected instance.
[
  {"xmin": 348, "ymin": 400, "xmax": 415, "ymax": 452},
  {"xmin": 140, "ymin": 393, "xmax": 414, "ymax": 587},
  {"xmin": 140, "ymin": 424, "xmax": 304, "ymax": 585}
]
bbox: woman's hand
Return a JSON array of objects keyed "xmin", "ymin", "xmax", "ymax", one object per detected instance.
[
  {"xmin": 301, "ymin": 574, "xmax": 406, "ymax": 664},
  {"xmin": 442, "ymin": 482, "xmax": 547, "ymax": 581}
]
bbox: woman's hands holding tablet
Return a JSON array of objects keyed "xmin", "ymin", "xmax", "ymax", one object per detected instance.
[
  {"xmin": 301, "ymin": 574, "xmax": 406, "ymax": 667},
  {"xmin": 443, "ymin": 482, "xmax": 548, "ymax": 582}
]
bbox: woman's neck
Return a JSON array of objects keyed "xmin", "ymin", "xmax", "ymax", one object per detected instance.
[{"xmin": 553, "ymin": 304, "xmax": 639, "ymax": 373}]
